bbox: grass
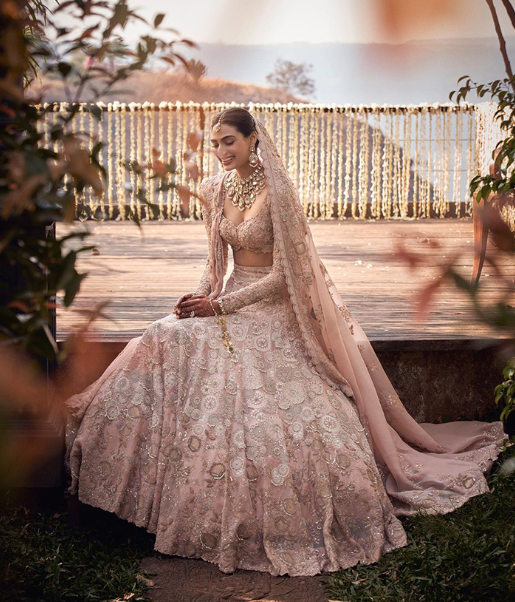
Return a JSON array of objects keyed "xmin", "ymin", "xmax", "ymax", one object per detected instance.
[
  {"xmin": 325, "ymin": 442, "xmax": 515, "ymax": 602},
  {"xmin": 0, "ymin": 494, "xmax": 156, "ymax": 602}
]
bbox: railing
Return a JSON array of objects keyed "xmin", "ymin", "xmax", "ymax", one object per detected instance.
[{"xmin": 37, "ymin": 101, "xmax": 498, "ymax": 221}]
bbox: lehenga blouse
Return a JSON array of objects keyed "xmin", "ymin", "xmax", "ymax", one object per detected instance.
[{"xmin": 195, "ymin": 177, "xmax": 285, "ymax": 314}]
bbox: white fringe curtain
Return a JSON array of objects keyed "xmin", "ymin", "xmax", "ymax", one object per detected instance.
[{"xmin": 36, "ymin": 101, "xmax": 489, "ymax": 221}]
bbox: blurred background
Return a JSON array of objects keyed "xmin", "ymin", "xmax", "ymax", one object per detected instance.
[{"xmin": 43, "ymin": 0, "xmax": 513, "ymax": 104}]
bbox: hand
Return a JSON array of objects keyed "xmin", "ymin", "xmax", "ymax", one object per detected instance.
[
  {"xmin": 173, "ymin": 292, "xmax": 197, "ymax": 315},
  {"xmin": 175, "ymin": 294, "xmax": 220, "ymax": 319}
]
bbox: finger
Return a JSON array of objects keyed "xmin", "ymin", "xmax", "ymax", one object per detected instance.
[
  {"xmin": 177, "ymin": 293, "xmax": 189, "ymax": 301},
  {"xmin": 180, "ymin": 300, "xmax": 200, "ymax": 309},
  {"xmin": 178, "ymin": 295, "xmax": 203, "ymax": 308},
  {"xmin": 180, "ymin": 307, "xmax": 196, "ymax": 315},
  {"xmin": 177, "ymin": 292, "xmax": 195, "ymax": 303}
]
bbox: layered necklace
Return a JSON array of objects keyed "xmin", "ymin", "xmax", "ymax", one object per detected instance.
[{"xmin": 224, "ymin": 163, "xmax": 266, "ymax": 211}]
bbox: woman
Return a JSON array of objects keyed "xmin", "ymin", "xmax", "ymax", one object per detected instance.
[{"xmin": 65, "ymin": 107, "xmax": 506, "ymax": 577}]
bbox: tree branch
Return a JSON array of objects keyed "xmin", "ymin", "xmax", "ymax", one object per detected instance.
[
  {"xmin": 486, "ymin": 0, "xmax": 515, "ymax": 91},
  {"xmin": 500, "ymin": 0, "xmax": 515, "ymax": 30}
]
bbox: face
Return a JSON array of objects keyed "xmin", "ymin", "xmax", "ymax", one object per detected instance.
[{"xmin": 210, "ymin": 123, "xmax": 258, "ymax": 171}]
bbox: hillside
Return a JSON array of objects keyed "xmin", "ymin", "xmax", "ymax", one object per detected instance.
[{"xmin": 29, "ymin": 70, "xmax": 304, "ymax": 105}]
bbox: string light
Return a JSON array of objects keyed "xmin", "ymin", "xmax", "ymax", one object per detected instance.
[{"xmin": 358, "ymin": 108, "xmax": 370, "ymax": 219}]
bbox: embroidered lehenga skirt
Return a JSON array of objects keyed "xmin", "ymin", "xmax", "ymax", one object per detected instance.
[{"xmin": 65, "ymin": 263, "xmax": 505, "ymax": 577}]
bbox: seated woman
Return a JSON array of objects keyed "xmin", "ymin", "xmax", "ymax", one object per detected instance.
[{"xmin": 65, "ymin": 107, "xmax": 506, "ymax": 577}]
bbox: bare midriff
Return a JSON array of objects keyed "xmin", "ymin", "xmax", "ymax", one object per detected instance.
[
  {"xmin": 233, "ymin": 249, "xmax": 273, "ymax": 267},
  {"xmin": 223, "ymin": 186, "xmax": 273, "ymax": 268}
]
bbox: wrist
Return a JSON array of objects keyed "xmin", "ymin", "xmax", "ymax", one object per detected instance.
[
  {"xmin": 212, "ymin": 299, "xmax": 221, "ymax": 314},
  {"xmin": 217, "ymin": 296, "xmax": 228, "ymax": 315}
]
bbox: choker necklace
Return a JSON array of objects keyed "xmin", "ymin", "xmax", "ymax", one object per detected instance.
[{"xmin": 224, "ymin": 163, "xmax": 266, "ymax": 211}]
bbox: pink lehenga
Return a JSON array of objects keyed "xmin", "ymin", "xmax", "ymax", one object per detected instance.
[{"xmin": 65, "ymin": 119, "xmax": 506, "ymax": 577}]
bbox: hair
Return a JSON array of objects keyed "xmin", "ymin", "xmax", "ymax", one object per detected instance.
[{"xmin": 212, "ymin": 107, "xmax": 259, "ymax": 149}]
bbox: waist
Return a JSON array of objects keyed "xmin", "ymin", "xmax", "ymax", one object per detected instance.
[{"xmin": 232, "ymin": 262, "xmax": 273, "ymax": 275}]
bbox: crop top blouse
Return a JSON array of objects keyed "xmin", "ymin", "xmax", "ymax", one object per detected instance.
[
  {"xmin": 195, "ymin": 176, "xmax": 286, "ymax": 314},
  {"xmin": 218, "ymin": 191, "xmax": 274, "ymax": 254}
]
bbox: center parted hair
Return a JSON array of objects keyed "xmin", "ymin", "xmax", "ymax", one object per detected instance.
[{"xmin": 212, "ymin": 108, "xmax": 259, "ymax": 149}]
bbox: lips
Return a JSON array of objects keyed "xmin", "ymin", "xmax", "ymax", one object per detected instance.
[{"xmin": 221, "ymin": 157, "xmax": 234, "ymax": 165}]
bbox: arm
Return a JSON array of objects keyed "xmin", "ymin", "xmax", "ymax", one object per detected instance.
[
  {"xmin": 218, "ymin": 228, "xmax": 285, "ymax": 314},
  {"xmin": 195, "ymin": 199, "xmax": 213, "ymax": 295},
  {"xmin": 195, "ymin": 178, "xmax": 228, "ymax": 295}
]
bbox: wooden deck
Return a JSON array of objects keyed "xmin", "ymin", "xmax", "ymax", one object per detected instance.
[{"xmin": 56, "ymin": 219, "xmax": 514, "ymax": 343}]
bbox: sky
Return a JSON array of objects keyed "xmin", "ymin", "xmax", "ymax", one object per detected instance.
[
  {"xmin": 124, "ymin": 0, "xmax": 515, "ymax": 45},
  {"xmin": 53, "ymin": 0, "xmax": 515, "ymax": 104}
]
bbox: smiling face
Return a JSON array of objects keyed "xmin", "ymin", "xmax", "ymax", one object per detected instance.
[{"xmin": 210, "ymin": 123, "xmax": 258, "ymax": 173}]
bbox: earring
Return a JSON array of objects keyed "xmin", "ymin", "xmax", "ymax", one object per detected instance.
[{"xmin": 248, "ymin": 145, "xmax": 259, "ymax": 167}]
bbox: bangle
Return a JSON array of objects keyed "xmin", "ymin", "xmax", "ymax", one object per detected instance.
[
  {"xmin": 213, "ymin": 296, "xmax": 233, "ymax": 355},
  {"xmin": 208, "ymin": 297, "xmax": 219, "ymax": 316}
]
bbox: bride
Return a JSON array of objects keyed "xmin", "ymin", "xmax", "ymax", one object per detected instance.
[{"xmin": 65, "ymin": 107, "xmax": 506, "ymax": 577}]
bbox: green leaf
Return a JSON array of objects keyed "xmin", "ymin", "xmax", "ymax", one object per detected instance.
[
  {"xmin": 494, "ymin": 388, "xmax": 504, "ymax": 405},
  {"xmin": 64, "ymin": 272, "xmax": 87, "ymax": 307}
]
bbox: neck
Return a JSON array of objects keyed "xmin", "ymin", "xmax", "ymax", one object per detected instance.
[{"xmin": 235, "ymin": 162, "xmax": 254, "ymax": 179}]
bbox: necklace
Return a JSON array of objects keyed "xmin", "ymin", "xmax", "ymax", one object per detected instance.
[{"xmin": 224, "ymin": 163, "xmax": 266, "ymax": 211}]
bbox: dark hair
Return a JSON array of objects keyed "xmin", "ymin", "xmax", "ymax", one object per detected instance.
[{"xmin": 212, "ymin": 107, "xmax": 259, "ymax": 148}]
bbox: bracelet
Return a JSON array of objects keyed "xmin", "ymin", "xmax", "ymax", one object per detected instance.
[
  {"xmin": 208, "ymin": 297, "xmax": 219, "ymax": 316},
  {"xmin": 213, "ymin": 296, "xmax": 233, "ymax": 355}
]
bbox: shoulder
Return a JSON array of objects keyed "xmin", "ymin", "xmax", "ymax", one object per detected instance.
[
  {"xmin": 199, "ymin": 173, "xmax": 224, "ymax": 199},
  {"xmin": 198, "ymin": 173, "xmax": 225, "ymax": 214}
]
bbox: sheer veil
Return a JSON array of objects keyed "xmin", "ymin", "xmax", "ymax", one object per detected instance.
[{"xmin": 207, "ymin": 116, "xmax": 505, "ymax": 515}]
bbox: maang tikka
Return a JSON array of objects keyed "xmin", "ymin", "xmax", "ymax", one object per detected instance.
[{"xmin": 214, "ymin": 110, "xmax": 225, "ymax": 132}]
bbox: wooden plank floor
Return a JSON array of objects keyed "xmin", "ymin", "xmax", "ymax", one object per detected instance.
[{"xmin": 56, "ymin": 219, "xmax": 514, "ymax": 342}]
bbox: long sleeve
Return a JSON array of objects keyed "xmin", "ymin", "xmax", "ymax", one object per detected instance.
[
  {"xmin": 195, "ymin": 202, "xmax": 213, "ymax": 295},
  {"xmin": 220, "ymin": 228, "xmax": 285, "ymax": 314},
  {"xmin": 195, "ymin": 178, "xmax": 228, "ymax": 295}
]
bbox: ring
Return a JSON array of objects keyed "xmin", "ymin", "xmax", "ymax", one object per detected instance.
[{"xmin": 190, "ymin": 310, "xmax": 195, "ymax": 317}]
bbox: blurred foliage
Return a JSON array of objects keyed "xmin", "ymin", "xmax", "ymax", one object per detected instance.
[
  {"xmin": 0, "ymin": 0, "xmax": 199, "ymax": 363},
  {"xmin": 395, "ymin": 198, "xmax": 515, "ymax": 434},
  {"xmin": 450, "ymin": 0, "xmax": 515, "ymax": 218}
]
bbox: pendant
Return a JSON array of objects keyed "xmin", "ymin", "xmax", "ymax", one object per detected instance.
[{"xmin": 224, "ymin": 164, "xmax": 266, "ymax": 211}]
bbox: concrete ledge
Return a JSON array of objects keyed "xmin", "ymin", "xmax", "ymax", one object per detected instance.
[{"xmin": 374, "ymin": 340, "xmax": 506, "ymax": 423}]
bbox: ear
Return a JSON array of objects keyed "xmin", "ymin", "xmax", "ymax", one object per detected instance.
[{"xmin": 249, "ymin": 131, "xmax": 258, "ymax": 146}]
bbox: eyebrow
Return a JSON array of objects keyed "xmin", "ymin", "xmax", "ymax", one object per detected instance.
[{"xmin": 210, "ymin": 135, "xmax": 236, "ymax": 143}]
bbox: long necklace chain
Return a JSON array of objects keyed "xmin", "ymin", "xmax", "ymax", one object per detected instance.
[{"xmin": 224, "ymin": 163, "xmax": 266, "ymax": 211}]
